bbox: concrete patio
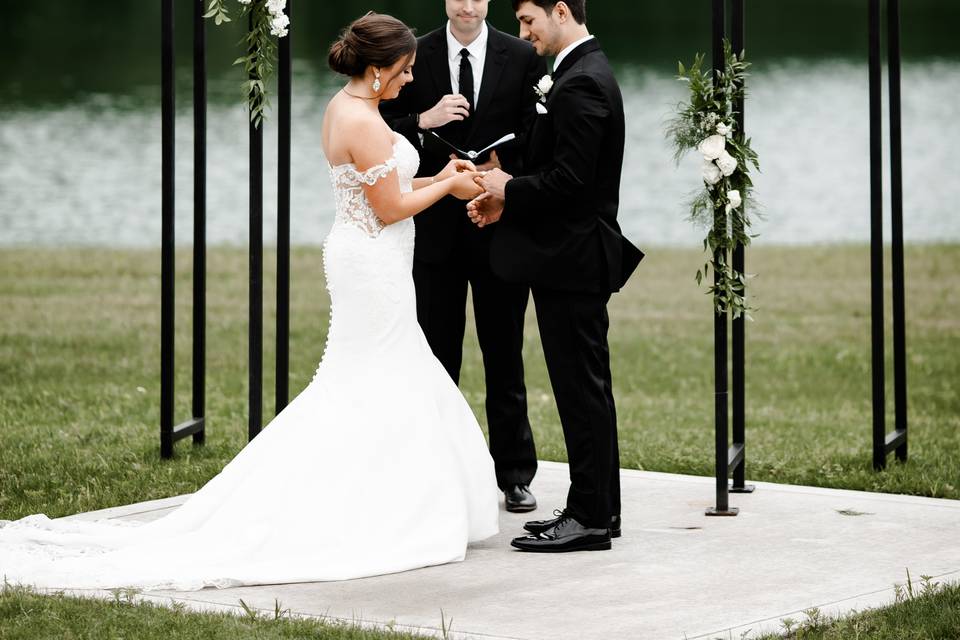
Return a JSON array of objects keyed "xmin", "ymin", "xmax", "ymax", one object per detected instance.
[{"xmin": 65, "ymin": 461, "xmax": 960, "ymax": 639}]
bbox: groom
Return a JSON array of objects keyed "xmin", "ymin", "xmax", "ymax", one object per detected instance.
[
  {"xmin": 468, "ymin": 0, "xmax": 643, "ymax": 552},
  {"xmin": 380, "ymin": 0, "xmax": 547, "ymax": 512}
]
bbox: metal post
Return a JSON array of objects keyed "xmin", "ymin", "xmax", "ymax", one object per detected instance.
[
  {"xmin": 868, "ymin": 0, "xmax": 886, "ymax": 470},
  {"xmin": 276, "ymin": 0, "xmax": 292, "ymax": 416},
  {"xmin": 160, "ymin": 0, "xmax": 175, "ymax": 459},
  {"xmin": 249, "ymin": 11, "xmax": 264, "ymax": 441},
  {"xmin": 729, "ymin": 0, "xmax": 753, "ymax": 495},
  {"xmin": 706, "ymin": 0, "xmax": 736, "ymax": 516},
  {"xmin": 888, "ymin": 0, "xmax": 908, "ymax": 462},
  {"xmin": 192, "ymin": 0, "xmax": 207, "ymax": 446}
]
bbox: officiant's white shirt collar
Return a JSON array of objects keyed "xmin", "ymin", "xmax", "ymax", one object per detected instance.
[
  {"xmin": 553, "ymin": 34, "xmax": 594, "ymax": 73},
  {"xmin": 446, "ymin": 21, "xmax": 488, "ymax": 105}
]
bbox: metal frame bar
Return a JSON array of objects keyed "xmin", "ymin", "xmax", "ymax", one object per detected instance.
[
  {"xmin": 276, "ymin": 1, "xmax": 292, "ymax": 417},
  {"xmin": 192, "ymin": 0, "xmax": 208, "ymax": 446},
  {"xmin": 160, "ymin": 0, "xmax": 207, "ymax": 458},
  {"xmin": 868, "ymin": 0, "xmax": 908, "ymax": 470},
  {"xmin": 706, "ymin": 0, "xmax": 738, "ymax": 517},
  {"xmin": 249, "ymin": 10, "xmax": 265, "ymax": 441},
  {"xmin": 729, "ymin": 0, "xmax": 753, "ymax": 495},
  {"xmin": 887, "ymin": 0, "xmax": 908, "ymax": 465}
]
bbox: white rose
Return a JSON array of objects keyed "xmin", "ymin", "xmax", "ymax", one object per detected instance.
[
  {"xmin": 270, "ymin": 13, "xmax": 290, "ymax": 37},
  {"xmin": 536, "ymin": 75, "xmax": 553, "ymax": 96},
  {"xmin": 702, "ymin": 159, "xmax": 722, "ymax": 186},
  {"xmin": 238, "ymin": 0, "xmax": 251, "ymax": 4},
  {"xmin": 267, "ymin": 0, "xmax": 286, "ymax": 15},
  {"xmin": 716, "ymin": 150, "xmax": 738, "ymax": 176},
  {"xmin": 727, "ymin": 189, "xmax": 742, "ymax": 209},
  {"xmin": 716, "ymin": 122, "xmax": 731, "ymax": 137},
  {"xmin": 697, "ymin": 134, "xmax": 726, "ymax": 160}
]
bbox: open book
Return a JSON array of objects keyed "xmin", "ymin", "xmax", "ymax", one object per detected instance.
[{"xmin": 421, "ymin": 131, "xmax": 516, "ymax": 163}]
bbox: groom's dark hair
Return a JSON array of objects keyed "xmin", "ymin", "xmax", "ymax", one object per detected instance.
[{"xmin": 511, "ymin": 0, "xmax": 587, "ymax": 25}]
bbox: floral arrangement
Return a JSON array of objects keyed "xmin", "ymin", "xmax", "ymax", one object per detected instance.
[
  {"xmin": 667, "ymin": 41, "xmax": 760, "ymax": 319},
  {"xmin": 204, "ymin": 0, "xmax": 290, "ymax": 126}
]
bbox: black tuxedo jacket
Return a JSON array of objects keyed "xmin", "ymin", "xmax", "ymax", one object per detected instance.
[
  {"xmin": 491, "ymin": 39, "xmax": 643, "ymax": 294},
  {"xmin": 381, "ymin": 24, "xmax": 546, "ymax": 264}
]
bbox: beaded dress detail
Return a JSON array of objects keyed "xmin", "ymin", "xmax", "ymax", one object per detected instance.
[{"xmin": 0, "ymin": 133, "xmax": 499, "ymax": 591}]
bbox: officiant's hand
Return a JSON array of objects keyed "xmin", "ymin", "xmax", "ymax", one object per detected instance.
[
  {"xmin": 420, "ymin": 94, "xmax": 471, "ymax": 129},
  {"xmin": 434, "ymin": 157, "xmax": 477, "ymax": 183},
  {"xmin": 466, "ymin": 192, "xmax": 504, "ymax": 228},
  {"xmin": 474, "ymin": 167, "xmax": 511, "ymax": 200},
  {"xmin": 475, "ymin": 150, "xmax": 501, "ymax": 172}
]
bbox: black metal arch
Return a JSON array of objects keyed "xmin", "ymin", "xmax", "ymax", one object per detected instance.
[
  {"xmin": 705, "ymin": 0, "xmax": 909, "ymax": 513},
  {"xmin": 159, "ymin": 0, "xmax": 292, "ymax": 456}
]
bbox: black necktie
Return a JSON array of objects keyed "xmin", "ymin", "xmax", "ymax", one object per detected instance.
[{"xmin": 458, "ymin": 48, "xmax": 474, "ymax": 113}]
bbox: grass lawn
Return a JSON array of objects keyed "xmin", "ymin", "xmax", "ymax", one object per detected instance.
[
  {"xmin": 1, "ymin": 244, "xmax": 957, "ymax": 519},
  {"xmin": 1, "ymin": 243, "xmax": 958, "ymax": 637},
  {"xmin": 0, "ymin": 583, "xmax": 433, "ymax": 639}
]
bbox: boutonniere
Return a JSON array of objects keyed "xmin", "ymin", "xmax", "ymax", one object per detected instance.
[{"xmin": 534, "ymin": 74, "xmax": 554, "ymax": 101}]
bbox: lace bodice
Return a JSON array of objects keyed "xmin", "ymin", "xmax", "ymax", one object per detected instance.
[{"xmin": 328, "ymin": 133, "xmax": 420, "ymax": 237}]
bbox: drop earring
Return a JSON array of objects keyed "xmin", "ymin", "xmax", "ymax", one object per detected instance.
[{"xmin": 372, "ymin": 69, "xmax": 382, "ymax": 92}]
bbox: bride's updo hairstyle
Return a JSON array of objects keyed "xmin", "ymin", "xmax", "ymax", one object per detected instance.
[{"xmin": 328, "ymin": 12, "xmax": 417, "ymax": 78}]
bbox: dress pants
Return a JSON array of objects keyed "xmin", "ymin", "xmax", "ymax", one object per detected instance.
[{"xmin": 531, "ymin": 287, "xmax": 620, "ymax": 529}]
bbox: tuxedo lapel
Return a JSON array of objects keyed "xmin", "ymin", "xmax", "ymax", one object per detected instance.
[
  {"xmin": 421, "ymin": 34, "xmax": 453, "ymax": 98},
  {"xmin": 471, "ymin": 28, "xmax": 508, "ymax": 119}
]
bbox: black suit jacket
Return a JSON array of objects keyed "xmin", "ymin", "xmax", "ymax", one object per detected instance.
[
  {"xmin": 381, "ymin": 24, "xmax": 546, "ymax": 264},
  {"xmin": 491, "ymin": 39, "xmax": 643, "ymax": 294}
]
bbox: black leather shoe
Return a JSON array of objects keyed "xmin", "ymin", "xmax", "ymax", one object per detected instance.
[
  {"xmin": 524, "ymin": 510, "xmax": 622, "ymax": 538},
  {"xmin": 504, "ymin": 484, "xmax": 537, "ymax": 513},
  {"xmin": 511, "ymin": 514, "xmax": 611, "ymax": 552}
]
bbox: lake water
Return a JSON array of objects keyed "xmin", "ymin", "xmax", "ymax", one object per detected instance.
[{"xmin": 2, "ymin": 1, "xmax": 959, "ymax": 247}]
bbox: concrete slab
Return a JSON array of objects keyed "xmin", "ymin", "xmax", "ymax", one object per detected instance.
[{"xmin": 62, "ymin": 461, "xmax": 960, "ymax": 639}]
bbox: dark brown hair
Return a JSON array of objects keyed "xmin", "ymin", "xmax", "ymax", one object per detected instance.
[
  {"xmin": 511, "ymin": 0, "xmax": 587, "ymax": 25},
  {"xmin": 328, "ymin": 12, "xmax": 417, "ymax": 78}
]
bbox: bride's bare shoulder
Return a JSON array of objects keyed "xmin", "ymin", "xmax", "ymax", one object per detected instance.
[{"xmin": 324, "ymin": 98, "xmax": 394, "ymax": 168}]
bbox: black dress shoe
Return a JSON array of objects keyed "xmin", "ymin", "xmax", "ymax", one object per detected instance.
[
  {"xmin": 524, "ymin": 510, "xmax": 622, "ymax": 538},
  {"xmin": 511, "ymin": 514, "xmax": 611, "ymax": 552},
  {"xmin": 503, "ymin": 484, "xmax": 537, "ymax": 513}
]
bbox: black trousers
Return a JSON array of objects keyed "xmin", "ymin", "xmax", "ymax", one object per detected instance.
[
  {"xmin": 413, "ymin": 241, "xmax": 537, "ymax": 490},
  {"xmin": 532, "ymin": 287, "xmax": 620, "ymax": 529}
]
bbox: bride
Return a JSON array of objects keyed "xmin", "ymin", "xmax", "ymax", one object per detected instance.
[{"xmin": 0, "ymin": 12, "xmax": 500, "ymax": 591}]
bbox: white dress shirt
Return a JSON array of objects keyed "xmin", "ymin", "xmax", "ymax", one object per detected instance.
[
  {"xmin": 446, "ymin": 20, "xmax": 488, "ymax": 106},
  {"xmin": 553, "ymin": 34, "xmax": 594, "ymax": 73}
]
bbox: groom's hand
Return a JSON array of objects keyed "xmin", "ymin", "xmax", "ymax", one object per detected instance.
[
  {"xmin": 475, "ymin": 167, "xmax": 511, "ymax": 200},
  {"xmin": 466, "ymin": 192, "xmax": 504, "ymax": 228}
]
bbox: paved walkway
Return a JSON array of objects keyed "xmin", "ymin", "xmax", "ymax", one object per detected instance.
[{"xmin": 67, "ymin": 461, "xmax": 960, "ymax": 639}]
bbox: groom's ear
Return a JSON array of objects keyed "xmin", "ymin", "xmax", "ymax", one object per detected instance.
[{"xmin": 553, "ymin": 1, "xmax": 570, "ymax": 23}]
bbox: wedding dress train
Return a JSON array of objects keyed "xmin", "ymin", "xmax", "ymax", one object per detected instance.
[{"xmin": 0, "ymin": 133, "xmax": 500, "ymax": 591}]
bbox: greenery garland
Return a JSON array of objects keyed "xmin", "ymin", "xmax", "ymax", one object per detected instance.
[
  {"xmin": 204, "ymin": 0, "xmax": 290, "ymax": 127},
  {"xmin": 667, "ymin": 41, "xmax": 760, "ymax": 319}
]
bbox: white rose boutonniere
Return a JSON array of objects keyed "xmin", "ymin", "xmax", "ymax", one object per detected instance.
[{"xmin": 534, "ymin": 74, "xmax": 554, "ymax": 101}]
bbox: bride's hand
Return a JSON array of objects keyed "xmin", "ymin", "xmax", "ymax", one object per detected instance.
[
  {"xmin": 448, "ymin": 171, "xmax": 484, "ymax": 200},
  {"xmin": 434, "ymin": 156, "xmax": 477, "ymax": 183}
]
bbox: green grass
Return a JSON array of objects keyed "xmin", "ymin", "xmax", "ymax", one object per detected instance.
[
  {"xmin": 1, "ymin": 244, "xmax": 957, "ymax": 520},
  {"xmin": 0, "ymin": 583, "xmax": 433, "ymax": 639},
  {"xmin": 753, "ymin": 575, "xmax": 960, "ymax": 639},
  {"xmin": 1, "ymin": 244, "xmax": 958, "ymax": 638}
]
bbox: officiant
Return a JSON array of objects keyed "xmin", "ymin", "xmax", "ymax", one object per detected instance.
[{"xmin": 380, "ymin": 0, "xmax": 546, "ymax": 512}]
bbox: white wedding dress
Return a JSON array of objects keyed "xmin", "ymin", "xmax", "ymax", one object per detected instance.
[{"xmin": 0, "ymin": 132, "xmax": 500, "ymax": 591}]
